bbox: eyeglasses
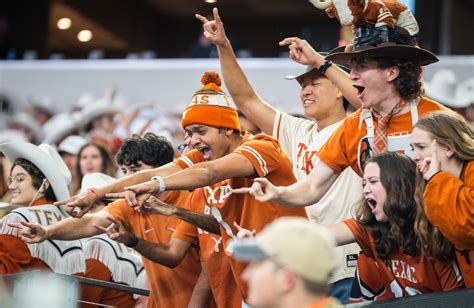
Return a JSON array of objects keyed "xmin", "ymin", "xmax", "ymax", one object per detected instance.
[{"xmin": 7, "ymin": 174, "xmax": 29, "ymax": 186}]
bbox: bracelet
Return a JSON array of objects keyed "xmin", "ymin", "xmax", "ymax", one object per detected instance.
[
  {"xmin": 151, "ymin": 176, "xmax": 166, "ymax": 193},
  {"xmin": 124, "ymin": 235, "xmax": 139, "ymax": 248},
  {"xmin": 318, "ymin": 60, "xmax": 333, "ymax": 75},
  {"xmin": 87, "ymin": 188, "xmax": 100, "ymax": 201}
]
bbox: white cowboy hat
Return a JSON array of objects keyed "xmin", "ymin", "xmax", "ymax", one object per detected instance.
[
  {"xmin": 8, "ymin": 112, "xmax": 44, "ymax": 142},
  {"xmin": 0, "ymin": 129, "xmax": 28, "ymax": 144},
  {"xmin": 42, "ymin": 112, "xmax": 82, "ymax": 146},
  {"xmin": 424, "ymin": 69, "xmax": 472, "ymax": 108},
  {"xmin": 0, "ymin": 142, "xmax": 71, "ymax": 201},
  {"xmin": 79, "ymin": 172, "xmax": 116, "ymax": 201},
  {"xmin": 76, "ymin": 98, "xmax": 120, "ymax": 130},
  {"xmin": 58, "ymin": 135, "xmax": 88, "ymax": 156}
]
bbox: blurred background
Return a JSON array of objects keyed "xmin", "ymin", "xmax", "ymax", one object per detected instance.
[{"xmin": 0, "ymin": 0, "xmax": 472, "ymax": 148}]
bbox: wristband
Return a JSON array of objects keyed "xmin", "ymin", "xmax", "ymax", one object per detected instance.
[
  {"xmin": 318, "ymin": 60, "xmax": 333, "ymax": 75},
  {"xmin": 87, "ymin": 188, "xmax": 100, "ymax": 200},
  {"xmin": 151, "ymin": 176, "xmax": 166, "ymax": 193},
  {"xmin": 124, "ymin": 235, "xmax": 139, "ymax": 248}
]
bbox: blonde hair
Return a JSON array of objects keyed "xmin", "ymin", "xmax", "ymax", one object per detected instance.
[{"xmin": 414, "ymin": 111, "xmax": 474, "ymax": 162}]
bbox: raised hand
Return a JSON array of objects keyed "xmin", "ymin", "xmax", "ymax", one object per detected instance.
[
  {"xmin": 8, "ymin": 221, "xmax": 49, "ymax": 243},
  {"xmin": 233, "ymin": 222, "xmax": 256, "ymax": 239},
  {"xmin": 232, "ymin": 178, "xmax": 280, "ymax": 202},
  {"xmin": 94, "ymin": 216, "xmax": 137, "ymax": 245},
  {"xmin": 195, "ymin": 7, "xmax": 228, "ymax": 46},
  {"xmin": 106, "ymin": 180, "xmax": 159, "ymax": 211},
  {"xmin": 419, "ymin": 140, "xmax": 442, "ymax": 180},
  {"xmin": 54, "ymin": 191, "xmax": 98, "ymax": 218},
  {"xmin": 278, "ymin": 37, "xmax": 323, "ymax": 67}
]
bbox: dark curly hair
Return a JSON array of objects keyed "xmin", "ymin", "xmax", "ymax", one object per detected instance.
[
  {"xmin": 374, "ymin": 58, "xmax": 423, "ymax": 100},
  {"xmin": 116, "ymin": 133, "xmax": 174, "ymax": 168},
  {"xmin": 11, "ymin": 158, "xmax": 57, "ymax": 202}
]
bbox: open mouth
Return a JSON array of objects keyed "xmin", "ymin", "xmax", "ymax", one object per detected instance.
[
  {"xmin": 366, "ymin": 198, "xmax": 377, "ymax": 211},
  {"xmin": 196, "ymin": 146, "xmax": 212, "ymax": 160},
  {"xmin": 353, "ymin": 85, "xmax": 366, "ymax": 98},
  {"xmin": 303, "ymin": 99, "xmax": 315, "ymax": 107}
]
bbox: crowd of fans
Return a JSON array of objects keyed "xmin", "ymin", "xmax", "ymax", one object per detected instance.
[{"xmin": 0, "ymin": 4, "xmax": 473, "ymax": 308}]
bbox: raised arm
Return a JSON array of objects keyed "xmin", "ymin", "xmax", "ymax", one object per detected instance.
[
  {"xmin": 279, "ymin": 37, "xmax": 361, "ymax": 109},
  {"xmin": 196, "ymin": 8, "xmax": 277, "ymax": 134},
  {"xmin": 234, "ymin": 159, "xmax": 339, "ymax": 207}
]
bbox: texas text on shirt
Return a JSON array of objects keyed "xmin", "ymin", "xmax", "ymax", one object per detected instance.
[
  {"xmin": 173, "ymin": 189, "xmax": 242, "ymax": 307},
  {"xmin": 175, "ymin": 132, "xmax": 308, "ymax": 296},
  {"xmin": 344, "ymin": 219, "xmax": 464, "ymax": 303},
  {"xmin": 317, "ymin": 97, "xmax": 448, "ymax": 176},
  {"xmin": 0, "ymin": 204, "xmax": 84, "ymax": 276},
  {"xmin": 104, "ymin": 190, "xmax": 201, "ymax": 308},
  {"xmin": 273, "ymin": 111, "xmax": 363, "ymax": 283},
  {"xmin": 424, "ymin": 159, "xmax": 474, "ymax": 287}
]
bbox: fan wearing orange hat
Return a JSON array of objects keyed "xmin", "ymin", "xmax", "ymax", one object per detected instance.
[{"xmin": 88, "ymin": 71, "xmax": 308, "ymax": 305}]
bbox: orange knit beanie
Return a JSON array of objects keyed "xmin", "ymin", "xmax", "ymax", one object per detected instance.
[{"xmin": 181, "ymin": 71, "xmax": 241, "ymax": 131}]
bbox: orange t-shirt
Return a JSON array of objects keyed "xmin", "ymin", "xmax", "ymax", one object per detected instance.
[
  {"xmin": 318, "ymin": 97, "xmax": 448, "ymax": 176},
  {"xmin": 174, "ymin": 132, "xmax": 308, "ymax": 300},
  {"xmin": 344, "ymin": 219, "xmax": 464, "ymax": 303},
  {"xmin": 424, "ymin": 160, "xmax": 474, "ymax": 287},
  {"xmin": 173, "ymin": 192, "xmax": 242, "ymax": 308},
  {"xmin": 104, "ymin": 190, "xmax": 201, "ymax": 308}
]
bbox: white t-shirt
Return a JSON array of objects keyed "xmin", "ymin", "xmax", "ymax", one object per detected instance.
[{"xmin": 273, "ymin": 112, "xmax": 362, "ymax": 283}]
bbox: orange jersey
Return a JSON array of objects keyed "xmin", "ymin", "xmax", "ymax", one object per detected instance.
[
  {"xmin": 175, "ymin": 132, "xmax": 308, "ymax": 300},
  {"xmin": 344, "ymin": 219, "xmax": 464, "ymax": 303},
  {"xmin": 424, "ymin": 160, "xmax": 474, "ymax": 287},
  {"xmin": 318, "ymin": 98, "xmax": 448, "ymax": 176},
  {"xmin": 173, "ymin": 191, "xmax": 242, "ymax": 308},
  {"xmin": 104, "ymin": 190, "xmax": 201, "ymax": 308}
]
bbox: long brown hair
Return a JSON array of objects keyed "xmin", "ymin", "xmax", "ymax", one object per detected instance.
[
  {"xmin": 70, "ymin": 142, "xmax": 116, "ymax": 194},
  {"xmin": 414, "ymin": 111, "xmax": 474, "ymax": 162},
  {"xmin": 357, "ymin": 152, "xmax": 453, "ymax": 261},
  {"xmin": 413, "ymin": 111, "xmax": 473, "ymax": 260}
]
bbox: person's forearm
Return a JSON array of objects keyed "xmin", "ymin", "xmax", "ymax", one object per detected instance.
[
  {"xmin": 217, "ymin": 41, "xmax": 276, "ymax": 134},
  {"xmin": 188, "ymin": 262, "xmax": 213, "ymax": 308},
  {"xmin": 218, "ymin": 40, "xmax": 259, "ymax": 107},
  {"xmin": 96, "ymin": 162, "xmax": 182, "ymax": 198},
  {"xmin": 47, "ymin": 214, "xmax": 102, "ymax": 240},
  {"xmin": 132, "ymin": 238, "xmax": 185, "ymax": 268},
  {"xmin": 164, "ymin": 163, "xmax": 220, "ymax": 191},
  {"xmin": 173, "ymin": 207, "xmax": 220, "ymax": 235}
]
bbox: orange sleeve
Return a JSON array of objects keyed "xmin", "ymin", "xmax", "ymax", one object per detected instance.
[
  {"xmin": 343, "ymin": 219, "xmax": 374, "ymax": 257},
  {"xmin": 317, "ymin": 119, "xmax": 351, "ymax": 174},
  {"xmin": 103, "ymin": 199, "xmax": 132, "ymax": 229},
  {"xmin": 171, "ymin": 194, "xmax": 199, "ymax": 246},
  {"xmin": 424, "ymin": 161, "xmax": 474, "ymax": 250},
  {"xmin": 173, "ymin": 220, "xmax": 199, "ymax": 246},
  {"xmin": 234, "ymin": 138, "xmax": 281, "ymax": 177},
  {"xmin": 79, "ymin": 259, "xmax": 112, "ymax": 305},
  {"xmin": 0, "ymin": 234, "xmax": 33, "ymax": 274},
  {"xmin": 434, "ymin": 259, "xmax": 465, "ymax": 291},
  {"xmin": 174, "ymin": 149, "xmax": 205, "ymax": 169}
]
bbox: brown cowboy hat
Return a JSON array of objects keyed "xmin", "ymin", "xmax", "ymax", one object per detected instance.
[{"xmin": 325, "ymin": 43, "xmax": 439, "ymax": 66}]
